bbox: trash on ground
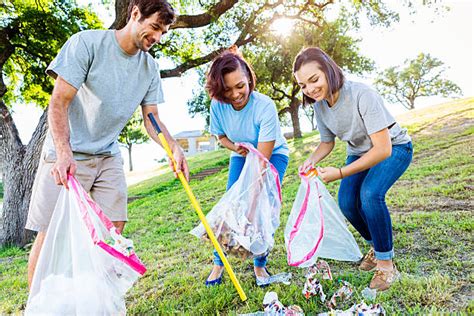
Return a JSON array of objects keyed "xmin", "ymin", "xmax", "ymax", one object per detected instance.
[
  {"xmin": 361, "ymin": 287, "xmax": 377, "ymax": 301},
  {"xmin": 239, "ymin": 291, "xmax": 304, "ymax": 316},
  {"xmin": 302, "ymin": 268, "xmax": 326, "ymax": 302},
  {"xmin": 318, "ymin": 301, "xmax": 386, "ymax": 315},
  {"xmin": 327, "ymin": 281, "xmax": 353, "ymax": 309},
  {"xmin": 257, "ymin": 272, "xmax": 292, "ymax": 287}
]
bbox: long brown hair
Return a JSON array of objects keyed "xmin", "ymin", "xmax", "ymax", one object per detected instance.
[{"xmin": 293, "ymin": 47, "xmax": 344, "ymax": 105}]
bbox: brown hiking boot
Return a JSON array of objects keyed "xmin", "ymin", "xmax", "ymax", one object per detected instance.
[
  {"xmin": 359, "ymin": 248, "xmax": 377, "ymax": 271},
  {"xmin": 369, "ymin": 265, "xmax": 401, "ymax": 291}
]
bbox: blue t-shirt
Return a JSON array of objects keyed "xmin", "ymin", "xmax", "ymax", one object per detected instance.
[{"xmin": 210, "ymin": 91, "xmax": 289, "ymax": 157}]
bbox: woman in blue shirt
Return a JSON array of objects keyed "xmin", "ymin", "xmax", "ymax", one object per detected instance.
[{"xmin": 204, "ymin": 50, "xmax": 290, "ymax": 286}]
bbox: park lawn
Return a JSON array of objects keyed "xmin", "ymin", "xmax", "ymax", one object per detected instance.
[{"xmin": 0, "ymin": 98, "xmax": 473, "ymax": 314}]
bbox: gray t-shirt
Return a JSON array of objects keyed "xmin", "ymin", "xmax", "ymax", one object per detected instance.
[
  {"xmin": 44, "ymin": 30, "xmax": 164, "ymax": 160},
  {"xmin": 314, "ymin": 80, "xmax": 411, "ymax": 156}
]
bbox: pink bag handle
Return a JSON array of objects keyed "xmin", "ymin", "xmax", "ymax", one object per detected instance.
[
  {"xmin": 68, "ymin": 175, "xmax": 147, "ymax": 275},
  {"xmin": 286, "ymin": 172, "xmax": 325, "ymax": 267},
  {"xmin": 236, "ymin": 142, "xmax": 282, "ymax": 202}
]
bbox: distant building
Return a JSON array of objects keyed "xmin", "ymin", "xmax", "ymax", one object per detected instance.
[{"xmin": 173, "ymin": 130, "xmax": 218, "ymax": 156}]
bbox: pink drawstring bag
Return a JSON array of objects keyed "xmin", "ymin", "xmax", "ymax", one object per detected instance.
[
  {"xmin": 285, "ymin": 171, "xmax": 362, "ymax": 267},
  {"xmin": 26, "ymin": 175, "xmax": 146, "ymax": 315}
]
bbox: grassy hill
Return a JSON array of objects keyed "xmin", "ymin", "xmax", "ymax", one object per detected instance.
[{"xmin": 1, "ymin": 98, "xmax": 473, "ymax": 314}]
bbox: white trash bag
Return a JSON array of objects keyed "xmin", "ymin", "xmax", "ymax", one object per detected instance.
[
  {"xmin": 285, "ymin": 170, "xmax": 362, "ymax": 267},
  {"xmin": 26, "ymin": 175, "xmax": 146, "ymax": 315},
  {"xmin": 190, "ymin": 143, "xmax": 282, "ymax": 259}
]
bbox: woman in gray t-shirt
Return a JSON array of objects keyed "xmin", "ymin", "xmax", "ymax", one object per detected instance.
[{"xmin": 293, "ymin": 47, "xmax": 413, "ymax": 291}]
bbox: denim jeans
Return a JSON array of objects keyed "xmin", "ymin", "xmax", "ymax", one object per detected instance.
[
  {"xmin": 213, "ymin": 153, "xmax": 289, "ymax": 267},
  {"xmin": 338, "ymin": 142, "xmax": 413, "ymax": 260}
]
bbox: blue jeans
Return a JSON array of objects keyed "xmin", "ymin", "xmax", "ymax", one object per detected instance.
[
  {"xmin": 213, "ymin": 154, "xmax": 289, "ymax": 267},
  {"xmin": 338, "ymin": 142, "xmax": 413, "ymax": 260}
]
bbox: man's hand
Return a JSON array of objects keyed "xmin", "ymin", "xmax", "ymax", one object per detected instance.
[
  {"xmin": 234, "ymin": 143, "xmax": 249, "ymax": 157},
  {"xmin": 316, "ymin": 166, "xmax": 341, "ymax": 183},
  {"xmin": 170, "ymin": 145, "xmax": 190, "ymax": 182},
  {"xmin": 51, "ymin": 153, "xmax": 77, "ymax": 189}
]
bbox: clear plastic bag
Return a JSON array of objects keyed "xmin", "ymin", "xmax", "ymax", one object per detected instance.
[
  {"xmin": 190, "ymin": 143, "xmax": 282, "ymax": 259},
  {"xmin": 285, "ymin": 173, "xmax": 362, "ymax": 267},
  {"xmin": 26, "ymin": 175, "xmax": 146, "ymax": 315}
]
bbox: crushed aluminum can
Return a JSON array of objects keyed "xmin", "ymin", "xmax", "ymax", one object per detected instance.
[
  {"xmin": 345, "ymin": 301, "xmax": 386, "ymax": 315},
  {"xmin": 315, "ymin": 260, "xmax": 333, "ymax": 280},
  {"xmin": 302, "ymin": 274, "xmax": 326, "ymax": 302},
  {"xmin": 361, "ymin": 287, "xmax": 377, "ymax": 301},
  {"xmin": 257, "ymin": 272, "xmax": 292, "ymax": 287},
  {"xmin": 327, "ymin": 281, "xmax": 353, "ymax": 309}
]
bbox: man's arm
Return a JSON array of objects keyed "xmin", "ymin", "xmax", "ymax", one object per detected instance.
[
  {"xmin": 142, "ymin": 105, "xmax": 190, "ymax": 181},
  {"xmin": 49, "ymin": 76, "xmax": 79, "ymax": 189}
]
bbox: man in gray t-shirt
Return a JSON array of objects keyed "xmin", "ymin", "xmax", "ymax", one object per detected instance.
[{"xmin": 26, "ymin": 0, "xmax": 189, "ymax": 287}]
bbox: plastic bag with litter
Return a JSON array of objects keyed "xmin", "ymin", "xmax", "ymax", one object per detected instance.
[
  {"xmin": 285, "ymin": 170, "xmax": 362, "ymax": 267},
  {"xmin": 190, "ymin": 143, "xmax": 282, "ymax": 259},
  {"xmin": 26, "ymin": 175, "xmax": 146, "ymax": 315}
]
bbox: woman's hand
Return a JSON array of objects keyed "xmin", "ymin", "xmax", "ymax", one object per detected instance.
[
  {"xmin": 299, "ymin": 156, "xmax": 315, "ymax": 174},
  {"xmin": 234, "ymin": 143, "xmax": 249, "ymax": 157},
  {"xmin": 317, "ymin": 166, "xmax": 342, "ymax": 183}
]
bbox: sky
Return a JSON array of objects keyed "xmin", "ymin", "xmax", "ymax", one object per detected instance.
[{"xmin": 10, "ymin": 0, "xmax": 473, "ymax": 172}]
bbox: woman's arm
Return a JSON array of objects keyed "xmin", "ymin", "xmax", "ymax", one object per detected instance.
[
  {"xmin": 218, "ymin": 135, "xmax": 249, "ymax": 156},
  {"xmin": 318, "ymin": 128, "xmax": 391, "ymax": 183},
  {"xmin": 257, "ymin": 141, "xmax": 276, "ymax": 160}
]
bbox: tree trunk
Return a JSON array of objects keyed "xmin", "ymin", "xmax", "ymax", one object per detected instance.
[
  {"xmin": 0, "ymin": 101, "xmax": 48, "ymax": 246},
  {"xmin": 110, "ymin": 0, "xmax": 130, "ymax": 30},
  {"xmin": 128, "ymin": 143, "xmax": 133, "ymax": 172},
  {"xmin": 289, "ymin": 98, "xmax": 302, "ymax": 138}
]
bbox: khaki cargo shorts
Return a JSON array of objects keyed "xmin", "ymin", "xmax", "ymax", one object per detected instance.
[{"xmin": 25, "ymin": 152, "xmax": 128, "ymax": 232}]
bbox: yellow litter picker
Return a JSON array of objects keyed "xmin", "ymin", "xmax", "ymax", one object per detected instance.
[{"xmin": 147, "ymin": 113, "xmax": 247, "ymax": 302}]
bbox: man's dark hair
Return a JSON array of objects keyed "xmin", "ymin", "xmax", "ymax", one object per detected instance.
[{"xmin": 126, "ymin": 0, "xmax": 176, "ymax": 25}]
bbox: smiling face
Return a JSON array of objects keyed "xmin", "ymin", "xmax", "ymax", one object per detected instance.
[
  {"xmin": 129, "ymin": 7, "xmax": 170, "ymax": 52},
  {"xmin": 223, "ymin": 67, "xmax": 251, "ymax": 110},
  {"xmin": 294, "ymin": 61, "xmax": 330, "ymax": 103}
]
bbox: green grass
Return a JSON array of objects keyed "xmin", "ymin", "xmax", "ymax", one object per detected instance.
[{"xmin": 1, "ymin": 98, "xmax": 473, "ymax": 314}]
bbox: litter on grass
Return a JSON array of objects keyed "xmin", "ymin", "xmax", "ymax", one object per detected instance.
[
  {"xmin": 361, "ymin": 287, "xmax": 377, "ymax": 301},
  {"xmin": 257, "ymin": 272, "xmax": 292, "ymax": 287},
  {"xmin": 318, "ymin": 301, "xmax": 385, "ymax": 316},
  {"xmin": 239, "ymin": 291, "xmax": 304, "ymax": 316},
  {"xmin": 327, "ymin": 281, "xmax": 354, "ymax": 309}
]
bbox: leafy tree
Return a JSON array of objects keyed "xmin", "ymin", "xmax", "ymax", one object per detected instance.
[
  {"xmin": 0, "ymin": 0, "xmax": 102, "ymax": 246},
  {"xmin": 118, "ymin": 110, "xmax": 149, "ymax": 172},
  {"xmin": 374, "ymin": 53, "xmax": 462, "ymax": 109}
]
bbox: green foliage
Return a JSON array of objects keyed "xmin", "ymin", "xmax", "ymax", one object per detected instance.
[
  {"xmin": 248, "ymin": 15, "xmax": 374, "ymax": 114},
  {"xmin": 1, "ymin": 0, "xmax": 103, "ymax": 108},
  {"xmin": 187, "ymin": 67, "xmax": 211, "ymax": 128},
  {"xmin": 118, "ymin": 110, "xmax": 149, "ymax": 148},
  {"xmin": 374, "ymin": 52, "xmax": 462, "ymax": 110}
]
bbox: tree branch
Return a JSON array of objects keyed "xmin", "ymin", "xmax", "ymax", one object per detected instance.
[{"xmin": 172, "ymin": 0, "xmax": 239, "ymax": 29}]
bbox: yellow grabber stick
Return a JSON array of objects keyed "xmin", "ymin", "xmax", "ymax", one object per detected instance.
[{"xmin": 147, "ymin": 113, "xmax": 248, "ymax": 302}]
